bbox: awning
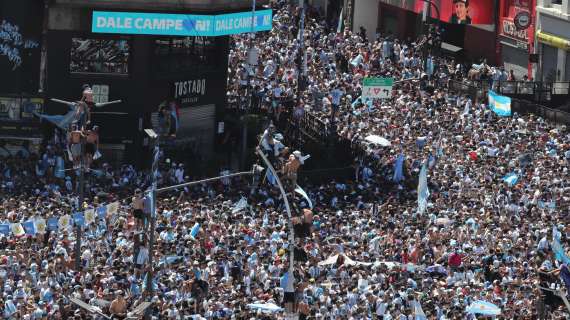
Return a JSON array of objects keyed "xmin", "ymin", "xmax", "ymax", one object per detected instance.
[
  {"xmin": 537, "ymin": 30, "xmax": 570, "ymax": 51},
  {"xmin": 441, "ymin": 42, "xmax": 463, "ymax": 53}
]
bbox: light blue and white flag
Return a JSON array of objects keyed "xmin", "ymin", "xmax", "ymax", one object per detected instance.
[
  {"xmin": 232, "ymin": 197, "xmax": 248, "ymax": 214},
  {"xmin": 190, "ymin": 223, "xmax": 201, "ymax": 239},
  {"xmin": 413, "ymin": 300, "xmax": 427, "ymax": 320},
  {"xmin": 488, "ymin": 90, "xmax": 511, "ymax": 117},
  {"xmin": 266, "ymin": 170, "xmax": 278, "ymax": 186},
  {"xmin": 295, "ymin": 185, "xmax": 313, "ymax": 209},
  {"xmin": 502, "ymin": 173, "xmax": 518, "ymax": 187},
  {"xmin": 393, "ymin": 154, "xmax": 405, "ymax": 183},
  {"xmin": 247, "ymin": 303, "xmax": 284, "ymax": 312},
  {"xmin": 417, "ymin": 162, "xmax": 430, "ymax": 214},
  {"xmin": 552, "ymin": 226, "xmax": 570, "ymax": 265},
  {"xmin": 466, "ymin": 300, "xmax": 501, "ymax": 316}
]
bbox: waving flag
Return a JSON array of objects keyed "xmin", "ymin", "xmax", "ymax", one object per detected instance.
[
  {"xmin": 59, "ymin": 214, "xmax": 73, "ymax": 231},
  {"xmin": 552, "ymin": 226, "xmax": 570, "ymax": 265},
  {"xmin": 502, "ymin": 173, "xmax": 518, "ymax": 187},
  {"xmin": 47, "ymin": 217, "xmax": 58, "ymax": 231},
  {"xmin": 417, "ymin": 162, "xmax": 430, "ymax": 214},
  {"xmin": 107, "ymin": 202, "xmax": 119, "ymax": 215},
  {"xmin": 0, "ymin": 224, "xmax": 9, "ymax": 236},
  {"xmin": 295, "ymin": 186, "xmax": 313, "ymax": 209},
  {"xmin": 266, "ymin": 170, "xmax": 277, "ymax": 186},
  {"xmin": 190, "ymin": 223, "xmax": 201, "ymax": 239},
  {"xmin": 84, "ymin": 209, "xmax": 95, "ymax": 225},
  {"xmin": 34, "ymin": 218, "xmax": 47, "ymax": 234},
  {"xmin": 11, "ymin": 223, "xmax": 25, "ymax": 237},
  {"xmin": 413, "ymin": 300, "xmax": 427, "ymax": 320},
  {"xmin": 232, "ymin": 197, "xmax": 248, "ymax": 214},
  {"xmin": 466, "ymin": 300, "xmax": 501, "ymax": 316},
  {"xmin": 22, "ymin": 221, "xmax": 36, "ymax": 236},
  {"xmin": 73, "ymin": 212, "xmax": 85, "ymax": 228},
  {"xmin": 488, "ymin": 91, "xmax": 511, "ymax": 117},
  {"xmin": 392, "ymin": 154, "xmax": 405, "ymax": 183},
  {"xmin": 97, "ymin": 205, "xmax": 107, "ymax": 220}
]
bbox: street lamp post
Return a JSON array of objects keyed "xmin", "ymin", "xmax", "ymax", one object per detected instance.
[{"xmin": 255, "ymin": 148, "xmax": 297, "ymax": 318}]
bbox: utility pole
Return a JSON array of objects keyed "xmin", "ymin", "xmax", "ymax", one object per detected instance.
[
  {"xmin": 256, "ymin": 148, "xmax": 297, "ymax": 319},
  {"xmin": 74, "ymin": 133, "xmax": 85, "ymax": 270},
  {"xmin": 38, "ymin": 0, "xmax": 49, "ymax": 94}
]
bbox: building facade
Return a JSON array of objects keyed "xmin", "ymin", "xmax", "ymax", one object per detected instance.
[
  {"xmin": 535, "ymin": 0, "xmax": 570, "ymax": 81},
  {"xmin": 0, "ymin": 0, "xmax": 45, "ymax": 147},
  {"xmin": 497, "ymin": 0, "xmax": 536, "ymax": 79},
  {"xmin": 0, "ymin": 0, "xmax": 267, "ymax": 164}
]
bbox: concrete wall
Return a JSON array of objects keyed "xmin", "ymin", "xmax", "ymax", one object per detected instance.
[
  {"xmin": 352, "ymin": 0, "xmax": 379, "ymax": 41},
  {"xmin": 54, "ymin": 0, "xmax": 269, "ymax": 11}
]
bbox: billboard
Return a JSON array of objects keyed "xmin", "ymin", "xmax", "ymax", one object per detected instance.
[
  {"xmin": 413, "ymin": 0, "xmax": 494, "ymax": 25},
  {"xmin": 92, "ymin": 10, "xmax": 273, "ymax": 37},
  {"xmin": 381, "ymin": 0, "xmax": 494, "ymax": 25}
]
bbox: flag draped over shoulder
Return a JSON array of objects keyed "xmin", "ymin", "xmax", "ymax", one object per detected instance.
[
  {"xmin": 417, "ymin": 161, "xmax": 429, "ymax": 214},
  {"xmin": 392, "ymin": 154, "xmax": 405, "ymax": 183}
]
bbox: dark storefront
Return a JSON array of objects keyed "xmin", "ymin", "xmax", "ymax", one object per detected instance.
[
  {"xmin": 0, "ymin": 0, "xmax": 44, "ymax": 149},
  {"xmin": 45, "ymin": 4, "xmax": 234, "ymax": 166}
]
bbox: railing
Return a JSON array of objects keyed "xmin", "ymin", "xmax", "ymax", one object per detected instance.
[
  {"xmin": 449, "ymin": 79, "xmax": 570, "ymax": 126},
  {"xmin": 452, "ymin": 79, "xmax": 570, "ymax": 102},
  {"xmin": 512, "ymin": 99, "xmax": 570, "ymax": 126}
]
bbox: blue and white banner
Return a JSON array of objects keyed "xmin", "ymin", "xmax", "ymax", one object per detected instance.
[
  {"xmin": 92, "ymin": 10, "xmax": 273, "ymax": 37},
  {"xmin": 417, "ymin": 162, "xmax": 430, "ymax": 214},
  {"xmin": 488, "ymin": 90, "xmax": 511, "ymax": 117}
]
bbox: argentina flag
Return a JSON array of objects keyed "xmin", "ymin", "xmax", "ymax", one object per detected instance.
[
  {"xmin": 393, "ymin": 154, "xmax": 405, "ymax": 183},
  {"xmin": 417, "ymin": 162, "xmax": 429, "ymax": 214}
]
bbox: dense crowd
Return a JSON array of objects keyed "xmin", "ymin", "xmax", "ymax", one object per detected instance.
[{"xmin": 0, "ymin": 0, "xmax": 570, "ymax": 320}]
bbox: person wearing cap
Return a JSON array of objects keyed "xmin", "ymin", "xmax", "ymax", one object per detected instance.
[{"xmin": 450, "ymin": 0, "xmax": 472, "ymax": 24}]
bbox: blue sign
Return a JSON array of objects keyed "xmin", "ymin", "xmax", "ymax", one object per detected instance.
[{"xmin": 92, "ymin": 10, "xmax": 273, "ymax": 36}]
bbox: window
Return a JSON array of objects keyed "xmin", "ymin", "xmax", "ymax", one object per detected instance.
[
  {"xmin": 153, "ymin": 37, "xmax": 219, "ymax": 73},
  {"xmin": 70, "ymin": 38, "xmax": 130, "ymax": 74}
]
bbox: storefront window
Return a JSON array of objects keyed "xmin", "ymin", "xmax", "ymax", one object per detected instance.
[
  {"xmin": 70, "ymin": 38, "xmax": 130, "ymax": 74},
  {"xmin": 153, "ymin": 37, "xmax": 219, "ymax": 74}
]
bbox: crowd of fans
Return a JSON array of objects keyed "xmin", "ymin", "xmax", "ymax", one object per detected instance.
[{"xmin": 0, "ymin": 0, "xmax": 569, "ymax": 319}]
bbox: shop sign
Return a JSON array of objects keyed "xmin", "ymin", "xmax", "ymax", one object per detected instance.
[
  {"xmin": 501, "ymin": 19, "xmax": 528, "ymax": 42},
  {"xmin": 92, "ymin": 10, "xmax": 273, "ymax": 37},
  {"xmin": 363, "ymin": 77, "xmax": 393, "ymax": 99},
  {"xmin": 0, "ymin": 97, "xmax": 43, "ymax": 121},
  {"xmin": 174, "ymin": 79, "xmax": 206, "ymax": 105},
  {"xmin": 514, "ymin": 11, "xmax": 531, "ymax": 30}
]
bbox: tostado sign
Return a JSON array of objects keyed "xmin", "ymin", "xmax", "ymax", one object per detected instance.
[{"xmin": 174, "ymin": 79, "xmax": 206, "ymax": 105}]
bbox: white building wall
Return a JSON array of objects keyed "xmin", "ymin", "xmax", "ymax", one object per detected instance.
[
  {"xmin": 536, "ymin": 0, "xmax": 570, "ymax": 80},
  {"xmin": 352, "ymin": 0, "xmax": 379, "ymax": 41}
]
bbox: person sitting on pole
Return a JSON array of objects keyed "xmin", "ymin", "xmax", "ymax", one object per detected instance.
[
  {"xmin": 68, "ymin": 124, "xmax": 83, "ymax": 169},
  {"xmin": 283, "ymin": 150, "xmax": 303, "ymax": 190},
  {"xmin": 132, "ymin": 189, "xmax": 145, "ymax": 231},
  {"xmin": 85, "ymin": 124, "xmax": 99, "ymax": 169},
  {"xmin": 81, "ymin": 84, "xmax": 95, "ymax": 124}
]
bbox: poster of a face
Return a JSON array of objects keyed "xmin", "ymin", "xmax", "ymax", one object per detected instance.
[{"xmin": 412, "ymin": 0, "xmax": 494, "ymax": 25}]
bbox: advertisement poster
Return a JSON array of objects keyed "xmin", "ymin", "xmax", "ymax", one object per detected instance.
[{"xmin": 413, "ymin": 0, "xmax": 494, "ymax": 25}]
